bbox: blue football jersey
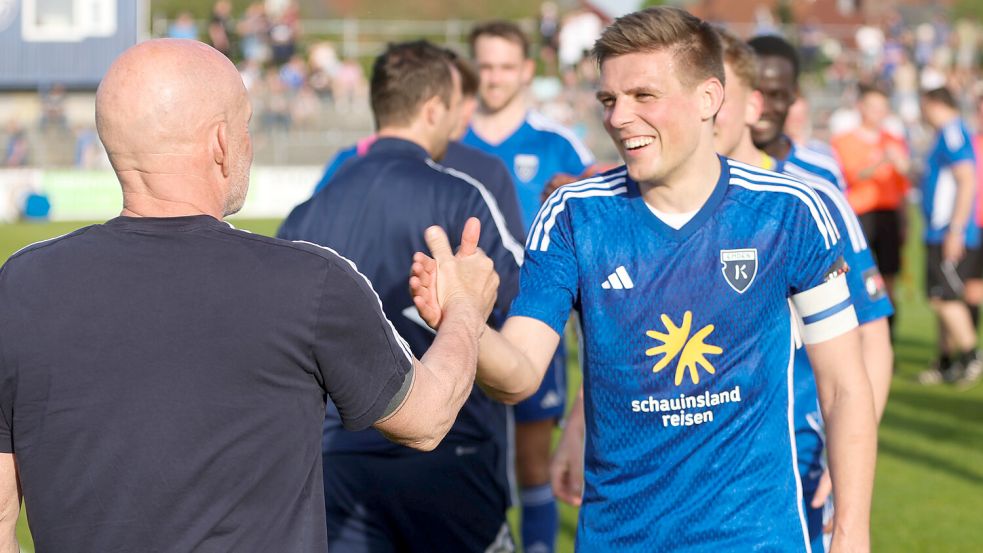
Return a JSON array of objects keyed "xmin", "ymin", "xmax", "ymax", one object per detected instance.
[
  {"xmin": 511, "ymin": 157, "xmax": 858, "ymax": 551},
  {"xmin": 463, "ymin": 111, "xmax": 594, "ymax": 229},
  {"xmin": 921, "ymin": 119, "xmax": 979, "ymax": 247},
  {"xmin": 781, "ymin": 159, "xmax": 894, "ymax": 487},
  {"xmin": 785, "ymin": 141, "xmax": 847, "ymax": 191}
]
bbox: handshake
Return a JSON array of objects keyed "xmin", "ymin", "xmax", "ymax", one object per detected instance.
[{"xmin": 409, "ymin": 217, "xmax": 501, "ymax": 333}]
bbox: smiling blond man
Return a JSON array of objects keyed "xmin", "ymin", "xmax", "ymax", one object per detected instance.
[{"xmin": 410, "ymin": 7, "xmax": 876, "ymax": 552}]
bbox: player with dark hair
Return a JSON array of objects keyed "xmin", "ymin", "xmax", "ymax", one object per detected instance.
[
  {"xmin": 917, "ymin": 87, "xmax": 982, "ymax": 386},
  {"xmin": 748, "ymin": 35, "xmax": 847, "ymax": 190},
  {"xmin": 412, "ymin": 7, "xmax": 876, "ymax": 551},
  {"xmin": 309, "ymin": 51, "xmax": 526, "ymax": 243},
  {"xmin": 464, "ymin": 20, "xmax": 595, "ymax": 553},
  {"xmin": 279, "ymin": 40, "xmax": 523, "ymax": 552}
]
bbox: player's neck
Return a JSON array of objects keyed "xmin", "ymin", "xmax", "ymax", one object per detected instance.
[
  {"xmin": 728, "ymin": 132, "xmax": 767, "ymax": 167},
  {"xmin": 376, "ymin": 127, "xmax": 438, "ymax": 158},
  {"xmin": 640, "ymin": 147, "xmax": 721, "ymax": 214},
  {"xmin": 471, "ymin": 98, "xmax": 527, "ymax": 145}
]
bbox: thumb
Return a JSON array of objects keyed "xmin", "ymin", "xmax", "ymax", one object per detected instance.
[
  {"xmin": 459, "ymin": 217, "xmax": 481, "ymax": 256},
  {"xmin": 424, "ymin": 225, "xmax": 454, "ymax": 261}
]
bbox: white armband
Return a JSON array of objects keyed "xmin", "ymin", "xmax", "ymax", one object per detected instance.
[{"xmin": 790, "ymin": 276, "xmax": 858, "ymax": 344}]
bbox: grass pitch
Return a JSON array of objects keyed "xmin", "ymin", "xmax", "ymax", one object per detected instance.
[{"xmin": 2, "ymin": 217, "xmax": 981, "ymax": 552}]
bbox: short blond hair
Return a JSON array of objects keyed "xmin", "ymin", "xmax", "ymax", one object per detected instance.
[
  {"xmin": 592, "ymin": 7, "xmax": 724, "ymax": 88},
  {"xmin": 717, "ymin": 27, "xmax": 757, "ymax": 89}
]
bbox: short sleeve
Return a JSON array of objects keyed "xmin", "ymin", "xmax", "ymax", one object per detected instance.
[
  {"xmin": 313, "ymin": 146, "xmax": 357, "ymax": 195},
  {"xmin": 560, "ymin": 135, "xmax": 595, "ymax": 176},
  {"xmin": 942, "ymin": 123, "xmax": 975, "ymax": 166},
  {"xmin": 313, "ymin": 258, "xmax": 413, "ymax": 431},
  {"xmin": 0, "ymin": 318, "xmax": 11, "ymax": 453},
  {"xmin": 819, "ymin": 192, "xmax": 895, "ymax": 325},
  {"xmin": 785, "ymin": 197, "xmax": 859, "ymax": 345},
  {"xmin": 509, "ymin": 195, "xmax": 579, "ymax": 335}
]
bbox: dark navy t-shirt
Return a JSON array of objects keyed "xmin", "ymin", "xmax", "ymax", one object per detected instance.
[{"xmin": 0, "ymin": 215, "xmax": 412, "ymax": 552}]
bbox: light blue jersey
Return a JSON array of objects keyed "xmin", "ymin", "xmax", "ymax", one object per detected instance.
[
  {"xmin": 921, "ymin": 119, "xmax": 979, "ymax": 247},
  {"xmin": 511, "ymin": 157, "xmax": 858, "ymax": 551},
  {"xmin": 463, "ymin": 111, "xmax": 594, "ymax": 229}
]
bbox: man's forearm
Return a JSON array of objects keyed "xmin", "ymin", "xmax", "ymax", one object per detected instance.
[
  {"xmin": 821, "ymin": 384, "xmax": 877, "ymax": 544},
  {"xmin": 376, "ymin": 303, "xmax": 484, "ymax": 451},
  {"xmin": 475, "ymin": 316, "xmax": 561, "ymax": 404},
  {"xmin": 0, "ymin": 454, "xmax": 20, "ymax": 553},
  {"xmin": 808, "ymin": 331, "xmax": 876, "ymax": 549},
  {"xmin": 948, "ymin": 164, "xmax": 976, "ymax": 231},
  {"xmin": 859, "ymin": 319, "xmax": 892, "ymax": 421},
  {"xmin": 475, "ymin": 327, "xmax": 543, "ymax": 404}
]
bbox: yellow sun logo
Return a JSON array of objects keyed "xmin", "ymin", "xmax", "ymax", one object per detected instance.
[{"xmin": 645, "ymin": 311, "xmax": 723, "ymax": 385}]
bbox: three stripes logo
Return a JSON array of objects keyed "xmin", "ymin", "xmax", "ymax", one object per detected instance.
[{"xmin": 601, "ymin": 266, "xmax": 634, "ymax": 290}]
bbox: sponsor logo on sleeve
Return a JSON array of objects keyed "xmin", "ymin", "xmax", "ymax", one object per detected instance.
[{"xmin": 863, "ymin": 267, "xmax": 887, "ymax": 301}]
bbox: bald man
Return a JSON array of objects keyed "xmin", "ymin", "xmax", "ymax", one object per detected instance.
[{"xmin": 0, "ymin": 39, "xmax": 498, "ymax": 553}]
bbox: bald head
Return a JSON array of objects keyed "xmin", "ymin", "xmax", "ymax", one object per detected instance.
[{"xmin": 97, "ymin": 39, "xmax": 252, "ymax": 218}]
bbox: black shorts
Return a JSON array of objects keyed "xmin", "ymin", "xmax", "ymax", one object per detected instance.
[
  {"xmin": 323, "ymin": 438, "xmax": 514, "ymax": 553},
  {"xmin": 859, "ymin": 210, "xmax": 902, "ymax": 276},
  {"xmin": 925, "ymin": 244, "xmax": 982, "ymax": 300}
]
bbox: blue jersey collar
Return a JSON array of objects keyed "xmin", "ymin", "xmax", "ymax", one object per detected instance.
[{"xmin": 628, "ymin": 154, "xmax": 730, "ymax": 242}]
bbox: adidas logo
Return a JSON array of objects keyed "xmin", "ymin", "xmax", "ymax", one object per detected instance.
[
  {"xmin": 540, "ymin": 390, "xmax": 562, "ymax": 409},
  {"xmin": 601, "ymin": 266, "xmax": 634, "ymax": 289}
]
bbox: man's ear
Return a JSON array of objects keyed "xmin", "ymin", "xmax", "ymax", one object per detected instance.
[
  {"xmin": 746, "ymin": 89, "xmax": 765, "ymax": 126},
  {"xmin": 521, "ymin": 58, "xmax": 535, "ymax": 84},
  {"xmin": 213, "ymin": 121, "xmax": 230, "ymax": 178},
  {"xmin": 420, "ymin": 95, "xmax": 445, "ymax": 127},
  {"xmin": 701, "ymin": 77, "xmax": 725, "ymax": 120}
]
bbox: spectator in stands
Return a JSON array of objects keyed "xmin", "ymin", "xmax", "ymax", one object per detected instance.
[
  {"xmin": 3, "ymin": 120, "xmax": 28, "ymax": 167},
  {"xmin": 208, "ymin": 0, "xmax": 235, "ymax": 58},
  {"xmin": 270, "ymin": 1, "xmax": 300, "ymax": 65},
  {"xmin": 238, "ymin": 2, "xmax": 271, "ymax": 64},
  {"xmin": 308, "ymin": 41, "xmax": 340, "ymax": 98},
  {"xmin": 332, "ymin": 59, "xmax": 368, "ymax": 111},
  {"xmin": 832, "ymin": 84, "xmax": 911, "ymax": 329},
  {"xmin": 39, "ymin": 83, "xmax": 67, "ymax": 131},
  {"xmin": 167, "ymin": 11, "xmax": 198, "ymax": 40}
]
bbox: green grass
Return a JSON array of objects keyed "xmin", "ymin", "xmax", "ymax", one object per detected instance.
[{"xmin": 3, "ymin": 216, "xmax": 981, "ymax": 552}]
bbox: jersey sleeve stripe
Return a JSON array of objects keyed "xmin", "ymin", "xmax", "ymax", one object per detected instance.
[
  {"xmin": 528, "ymin": 170, "xmax": 627, "ymax": 250},
  {"xmin": 729, "ymin": 163, "xmax": 839, "ymax": 240},
  {"xmin": 534, "ymin": 187, "xmax": 629, "ymax": 252},
  {"xmin": 792, "ymin": 147, "xmax": 847, "ymax": 190},
  {"xmin": 289, "ymin": 240, "xmax": 414, "ymax": 363},
  {"xmin": 425, "ymin": 159, "xmax": 525, "ymax": 267},
  {"xmin": 729, "ymin": 178, "xmax": 835, "ymax": 249},
  {"xmin": 530, "ymin": 180, "xmax": 626, "ymax": 250},
  {"xmin": 526, "ymin": 111, "xmax": 596, "ymax": 166},
  {"xmin": 801, "ymin": 176, "xmax": 868, "ymax": 253},
  {"xmin": 943, "ymin": 123, "xmax": 966, "ymax": 151},
  {"xmin": 775, "ymin": 164, "xmax": 841, "ymax": 234}
]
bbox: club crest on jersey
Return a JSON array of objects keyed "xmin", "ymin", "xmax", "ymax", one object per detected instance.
[
  {"xmin": 720, "ymin": 249, "xmax": 758, "ymax": 294},
  {"xmin": 514, "ymin": 154, "xmax": 539, "ymax": 183}
]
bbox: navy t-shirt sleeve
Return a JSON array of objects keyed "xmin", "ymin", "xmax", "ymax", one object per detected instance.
[
  {"xmin": 490, "ymin": 158, "xmax": 529, "ymax": 243},
  {"xmin": 313, "ymin": 257, "xmax": 414, "ymax": 431},
  {"xmin": 0, "ymin": 333, "xmax": 10, "ymax": 453}
]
